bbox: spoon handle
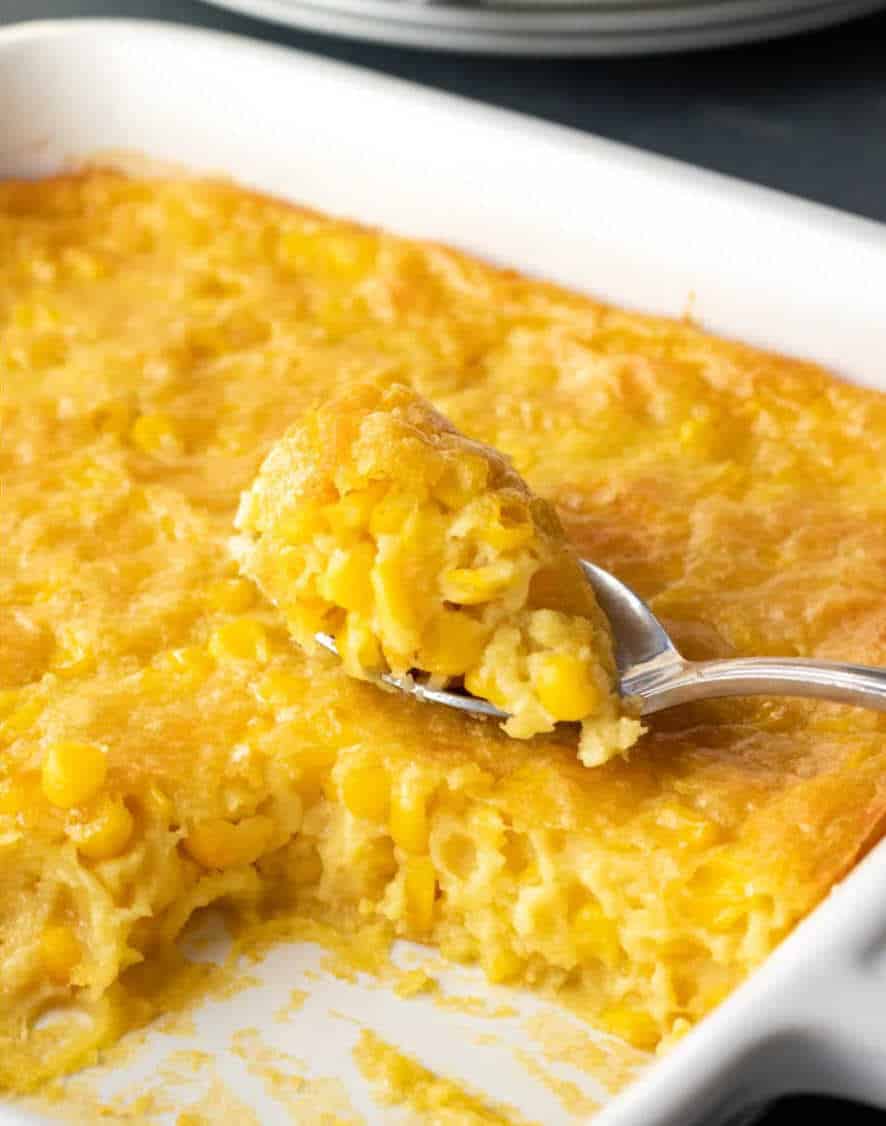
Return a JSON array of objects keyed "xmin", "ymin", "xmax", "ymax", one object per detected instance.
[{"xmin": 639, "ymin": 657, "xmax": 886, "ymax": 715}]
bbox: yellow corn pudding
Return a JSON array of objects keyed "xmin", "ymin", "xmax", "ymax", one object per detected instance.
[
  {"xmin": 234, "ymin": 382, "xmax": 642, "ymax": 766},
  {"xmin": 1, "ymin": 171, "xmax": 886, "ymax": 1092}
]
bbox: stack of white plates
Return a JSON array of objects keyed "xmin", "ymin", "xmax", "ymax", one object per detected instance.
[{"xmin": 207, "ymin": 0, "xmax": 886, "ymax": 54}]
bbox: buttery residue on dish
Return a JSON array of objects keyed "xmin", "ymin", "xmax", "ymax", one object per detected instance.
[
  {"xmin": 173, "ymin": 1079, "xmax": 263, "ymax": 1126},
  {"xmin": 394, "ymin": 969, "xmax": 439, "ymax": 999},
  {"xmin": 273, "ymin": 987, "xmax": 309, "ymax": 1022},
  {"xmin": 15, "ymin": 907, "xmax": 649, "ymax": 1123},
  {"xmin": 514, "ymin": 1050, "xmax": 601, "ymax": 1119},
  {"xmin": 231, "ymin": 1028, "xmax": 360, "ymax": 1122},
  {"xmin": 522, "ymin": 1011, "xmax": 648, "ymax": 1096},
  {"xmin": 353, "ymin": 1029, "xmax": 534, "ymax": 1125},
  {"xmin": 432, "ymin": 994, "xmax": 519, "ymax": 1020}
]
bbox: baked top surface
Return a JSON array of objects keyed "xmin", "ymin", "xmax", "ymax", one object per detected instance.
[{"xmin": 1, "ymin": 171, "xmax": 885, "ymax": 1079}]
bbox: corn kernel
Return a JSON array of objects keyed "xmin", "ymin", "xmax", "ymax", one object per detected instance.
[
  {"xmin": 521, "ymin": 863, "xmax": 542, "ymax": 886},
  {"xmin": 533, "ymin": 652, "xmax": 600, "ymax": 721},
  {"xmin": 700, "ymin": 982, "xmax": 734, "ymax": 1010},
  {"xmin": 478, "ymin": 504, "xmax": 534, "ymax": 552},
  {"xmin": 434, "ymin": 456, "xmax": 488, "ymax": 509},
  {"xmin": 369, "ymin": 492, "xmax": 416, "ymax": 537},
  {"xmin": 678, "ymin": 410, "xmax": 715, "ymax": 456},
  {"xmin": 95, "ymin": 397, "xmax": 135, "ymax": 440},
  {"xmin": 206, "ymin": 577, "xmax": 256, "ymax": 613},
  {"xmin": 502, "ymin": 832, "xmax": 533, "ymax": 875},
  {"xmin": 483, "ymin": 947, "xmax": 524, "ymax": 984},
  {"xmin": 463, "ymin": 667, "xmax": 501, "ymax": 709},
  {"xmin": 441, "ymin": 563, "xmax": 514, "ymax": 606},
  {"xmin": 0, "ymin": 776, "xmax": 38, "ymax": 816},
  {"xmin": 288, "ymin": 598, "xmax": 332, "ymax": 646},
  {"xmin": 209, "ymin": 618, "xmax": 269, "ymax": 663},
  {"xmin": 321, "ymin": 772, "xmax": 339, "ymax": 803},
  {"xmin": 12, "ymin": 299, "xmax": 52, "ymax": 330},
  {"xmin": 280, "ymin": 228, "xmax": 373, "ymax": 279},
  {"xmin": 0, "ymin": 784, "xmax": 21, "ymax": 817},
  {"xmin": 41, "ymin": 741, "xmax": 107, "ymax": 809},
  {"xmin": 526, "ymin": 894, "xmax": 558, "ymax": 938},
  {"xmin": 685, "ymin": 859, "xmax": 750, "ymax": 931},
  {"xmin": 40, "ymin": 925, "xmax": 81, "ymax": 983},
  {"xmin": 329, "ymin": 485, "xmax": 385, "ymax": 533},
  {"xmin": 1, "ymin": 698, "xmax": 43, "ymax": 737},
  {"xmin": 399, "ymin": 503, "xmax": 446, "ymax": 557},
  {"xmin": 319, "ymin": 543, "xmax": 375, "ymax": 614},
  {"xmin": 26, "ymin": 332, "xmax": 67, "ymax": 369},
  {"xmin": 655, "ymin": 803, "xmax": 722, "ymax": 849},
  {"xmin": 63, "ymin": 247, "xmax": 105, "ymax": 281},
  {"xmin": 52, "ymin": 643, "xmax": 97, "ymax": 679},
  {"xmin": 138, "ymin": 666, "xmax": 168, "ymax": 698},
  {"xmin": 184, "ymin": 815, "xmax": 274, "ymax": 869},
  {"xmin": 338, "ymin": 617, "xmax": 385, "ymax": 677},
  {"xmin": 71, "ymin": 797, "xmax": 134, "ymax": 861},
  {"xmin": 275, "ymin": 508, "xmax": 317, "ymax": 544},
  {"xmin": 171, "ymin": 645, "xmax": 216, "ymax": 678},
  {"xmin": 373, "ymin": 559, "xmax": 422, "ymax": 642},
  {"xmin": 417, "ymin": 610, "xmax": 488, "ymax": 677},
  {"xmin": 359, "ymin": 837, "xmax": 398, "ymax": 897},
  {"xmin": 390, "ymin": 777, "xmax": 430, "ymax": 854},
  {"xmin": 255, "ymin": 669, "xmax": 304, "ymax": 707},
  {"xmin": 290, "ymin": 846, "xmax": 323, "ymax": 886},
  {"xmin": 403, "ymin": 855, "xmax": 436, "ymax": 933},
  {"xmin": 669, "ymin": 1018, "xmax": 693, "ymax": 1044},
  {"xmin": 599, "ymin": 1006, "xmax": 660, "ymax": 1051},
  {"xmin": 395, "ymin": 969, "xmax": 436, "ymax": 998},
  {"xmin": 341, "ymin": 763, "xmax": 390, "ymax": 823},
  {"xmin": 155, "ymin": 646, "xmax": 216, "ymax": 686},
  {"xmin": 76, "ymin": 461, "xmax": 120, "ymax": 494},
  {"xmin": 572, "ymin": 901, "xmax": 621, "ymax": 966},
  {"xmin": 294, "ymin": 745, "xmax": 337, "ymax": 797},
  {"xmin": 0, "ymin": 690, "xmax": 18, "ymax": 719},
  {"xmin": 131, "ymin": 412, "xmax": 183, "ymax": 456}
]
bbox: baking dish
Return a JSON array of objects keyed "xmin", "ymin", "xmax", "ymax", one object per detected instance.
[{"xmin": 1, "ymin": 18, "xmax": 885, "ymax": 1125}]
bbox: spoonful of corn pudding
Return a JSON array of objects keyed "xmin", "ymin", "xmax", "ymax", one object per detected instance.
[
  {"xmin": 233, "ymin": 382, "xmax": 644, "ymax": 767},
  {"xmin": 234, "ymin": 383, "xmax": 886, "ymax": 762}
]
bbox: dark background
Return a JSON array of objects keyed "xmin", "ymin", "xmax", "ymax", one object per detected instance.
[
  {"xmin": 4, "ymin": 2, "xmax": 886, "ymax": 1122},
  {"xmin": 6, "ymin": 0, "xmax": 886, "ymax": 224}
]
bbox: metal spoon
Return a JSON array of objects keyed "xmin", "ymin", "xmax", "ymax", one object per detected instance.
[{"xmin": 316, "ymin": 560, "xmax": 886, "ymax": 718}]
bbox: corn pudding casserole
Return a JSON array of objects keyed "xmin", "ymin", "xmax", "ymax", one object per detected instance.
[
  {"xmin": 234, "ymin": 382, "xmax": 642, "ymax": 765},
  {"xmin": 1, "ymin": 171, "xmax": 886, "ymax": 1092}
]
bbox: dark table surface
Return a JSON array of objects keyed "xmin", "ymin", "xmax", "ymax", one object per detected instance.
[{"xmin": 3, "ymin": 2, "xmax": 886, "ymax": 1123}]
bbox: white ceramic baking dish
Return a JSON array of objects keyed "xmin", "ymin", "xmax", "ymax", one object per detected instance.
[{"xmin": 1, "ymin": 19, "xmax": 885, "ymax": 1125}]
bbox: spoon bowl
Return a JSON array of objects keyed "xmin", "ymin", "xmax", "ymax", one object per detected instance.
[{"xmin": 317, "ymin": 560, "xmax": 886, "ymax": 719}]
